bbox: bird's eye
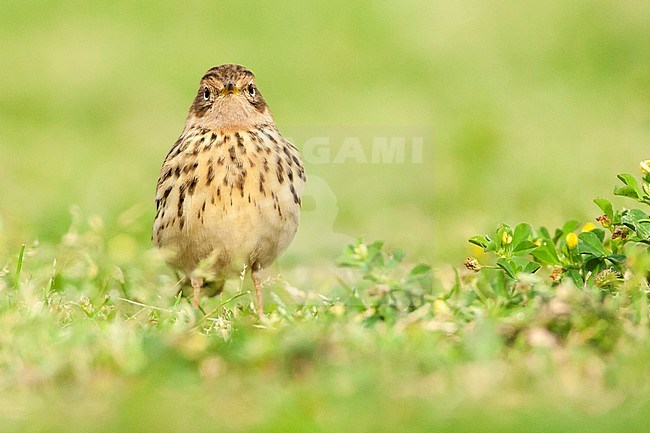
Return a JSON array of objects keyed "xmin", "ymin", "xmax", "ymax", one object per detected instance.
[
  {"xmin": 247, "ymin": 84, "xmax": 256, "ymax": 97},
  {"xmin": 203, "ymin": 87, "xmax": 211, "ymax": 100}
]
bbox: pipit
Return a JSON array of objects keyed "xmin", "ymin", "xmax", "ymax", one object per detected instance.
[{"xmin": 152, "ymin": 64, "xmax": 306, "ymax": 316}]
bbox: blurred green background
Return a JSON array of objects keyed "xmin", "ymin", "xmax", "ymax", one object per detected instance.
[{"xmin": 1, "ymin": 0, "xmax": 649, "ymax": 266}]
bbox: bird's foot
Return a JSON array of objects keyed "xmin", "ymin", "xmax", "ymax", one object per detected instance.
[{"xmin": 190, "ymin": 276, "xmax": 204, "ymax": 308}]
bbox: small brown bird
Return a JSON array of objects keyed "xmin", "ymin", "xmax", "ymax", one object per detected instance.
[{"xmin": 152, "ymin": 64, "xmax": 306, "ymax": 316}]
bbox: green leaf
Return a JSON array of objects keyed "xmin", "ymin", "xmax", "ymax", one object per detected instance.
[
  {"xmin": 624, "ymin": 209, "xmax": 650, "ymax": 240},
  {"xmin": 496, "ymin": 258, "xmax": 517, "ymax": 279},
  {"xmin": 618, "ymin": 173, "xmax": 643, "ymax": 190},
  {"xmin": 592, "ymin": 228, "xmax": 606, "ymax": 243},
  {"xmin": 636, "ymin": 221, "xmax": 650, "ymax": 241},
  {"xmin": 614, "ymin": 185, "xmax": 640, "ymax": 200},
  {"xmin": 512, "ymin": 240, "xmax": 538, "ymax": 256},
  {"xmin": 537, "ymin": 226, "xmax": 552, "ymax": 240},
  {"xmin": 511, "ymin": 224, "xmax": 536, "ymax": 256},
  {"xmin": 485, "ymin": 239, "xmax": 498, "ymax": 253},
  {"xmin": 563, "ymin": 269, "xmax": 584, "ymax": 287},
  {"xmin": 512, "ymin": 223, "xmax": 532, "ymax": 246},
  {"xmin": 468, "ymin": 235, "xmax": 489, "ymax": 249},
  {"xmin": 578, "ymin": 231, "xmax": 608, "ymax": 257},
  {"xmin": 523, "ymin": 261, "xmax": 541, "ymax": 274},
  {"xmin": 512, "ymin": 256, "xmax": 541, "ymax": 274},
  {"xmin": 584, "ymin": 256, "xmax": 605, "ymax": 273},
  {"xmin": 409, "ymin": 264, "xmax": 431, "ymax": 277},
  {"xmin": 363, "ymin": 273, "xmax": 384, "ymax": 283},
  {"xmin": 614, "ymin": 173, "xmax": 643, "ymax": 200},
  {"xmin": 391, "ymin": 249, "xmax": 406, "ymax": 263},
  {"xmin": 532, "ymin": 240, "xmax": 560, "ymax": 265},
  {"xmin": 593, "ymin": 198, "xmax": 614, "ymax": 219},
  {"xmin": 561, "ymin": 220, "xmax": 581, "ymax": 235},
  {"xmin": 606, "ymin": 254, "xmax": 626, "ymax": 264}
]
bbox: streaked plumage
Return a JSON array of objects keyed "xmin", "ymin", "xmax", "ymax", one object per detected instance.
[{"xmin": 152, "ymin": 64, "xmax": 306, "ymax": 316}]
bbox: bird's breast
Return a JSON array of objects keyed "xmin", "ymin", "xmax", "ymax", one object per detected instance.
[{"xmin": 153, "ymin": 125, "xmax": 306, "ymax": 276}]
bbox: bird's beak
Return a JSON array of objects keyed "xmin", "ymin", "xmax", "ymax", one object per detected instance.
[{"xmin": 221, "ymin": 81, "xmax": 240, "ymax": 95}]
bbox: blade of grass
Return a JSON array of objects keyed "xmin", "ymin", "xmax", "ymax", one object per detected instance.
[
  {"xmin": 198, "ymin": 292, "xmax": 248, "ymax": 326},
  {"xmin": 13, "ymin": 243, "xmax": 26, "ymax": 291},
  {"xmin": 117, "ymin": 297, "xmax": 174, "ymax": 313}
]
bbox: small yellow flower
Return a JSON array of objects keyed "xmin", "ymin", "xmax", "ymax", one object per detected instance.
[
  {"xmin": 640, "ymin": 160, "xmax": 650, "ymax": 175},
  {"xmin": 433, "ymin": 299, "xmax": 451, "ymax": 315},
  {"xmin": 534, "ymin": 238, "xmax": 543, "ymax": 246},
  {"xmin": 581, "ymin": 222, "xmax": 596, "ymax": 232},
  {"xmin": 501, "ymin": 231, "xmax": 513, "ymax": 245},
  {"xmin": 566, "ymin": 232, "xmax": 578, "ymax": 249}
]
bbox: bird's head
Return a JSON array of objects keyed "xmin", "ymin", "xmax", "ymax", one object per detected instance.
[{"xmin": 187, "ymin": 64, "xmax": 274, "ymax": 131}]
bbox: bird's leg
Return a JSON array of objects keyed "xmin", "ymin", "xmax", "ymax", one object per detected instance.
[
  {"xmin": 190, "ymin": 275, "xmax": 204, "ymax": 308},
  {"xmin": 251, "ymin": 268, "xmax": 264, "ymax": 318}
]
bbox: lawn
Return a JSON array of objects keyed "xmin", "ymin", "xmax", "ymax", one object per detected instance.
[{"xmin": 1, "ymin": 1, "xmax": 650, "ymax": 431}]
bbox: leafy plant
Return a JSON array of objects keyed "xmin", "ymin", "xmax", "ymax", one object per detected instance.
[
  {"xmin": 335, "ymin": 239, "xmax": 433, "ymax": 324},
  {"xmin": 467, "ymin": 160, "xmax": 650, "ymax": 289}
]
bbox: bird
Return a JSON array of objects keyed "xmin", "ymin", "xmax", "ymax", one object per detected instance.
[{"xmin": 152, "ymin": 64, "xmax": 306, "ymax": 317}]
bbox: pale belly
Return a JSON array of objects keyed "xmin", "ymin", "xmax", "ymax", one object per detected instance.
[{"xmin": 164, "ymin": 187, "xmax": 301, "ymax": 278}]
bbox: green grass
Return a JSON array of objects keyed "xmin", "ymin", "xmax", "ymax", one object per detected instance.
[
  {"xmin": 2, "ymin": 224, "xmax": 650, "ymax": 432},
  {"xmin": 2, "ymin": 0, "xmax": 650, "ymax": 431}
]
